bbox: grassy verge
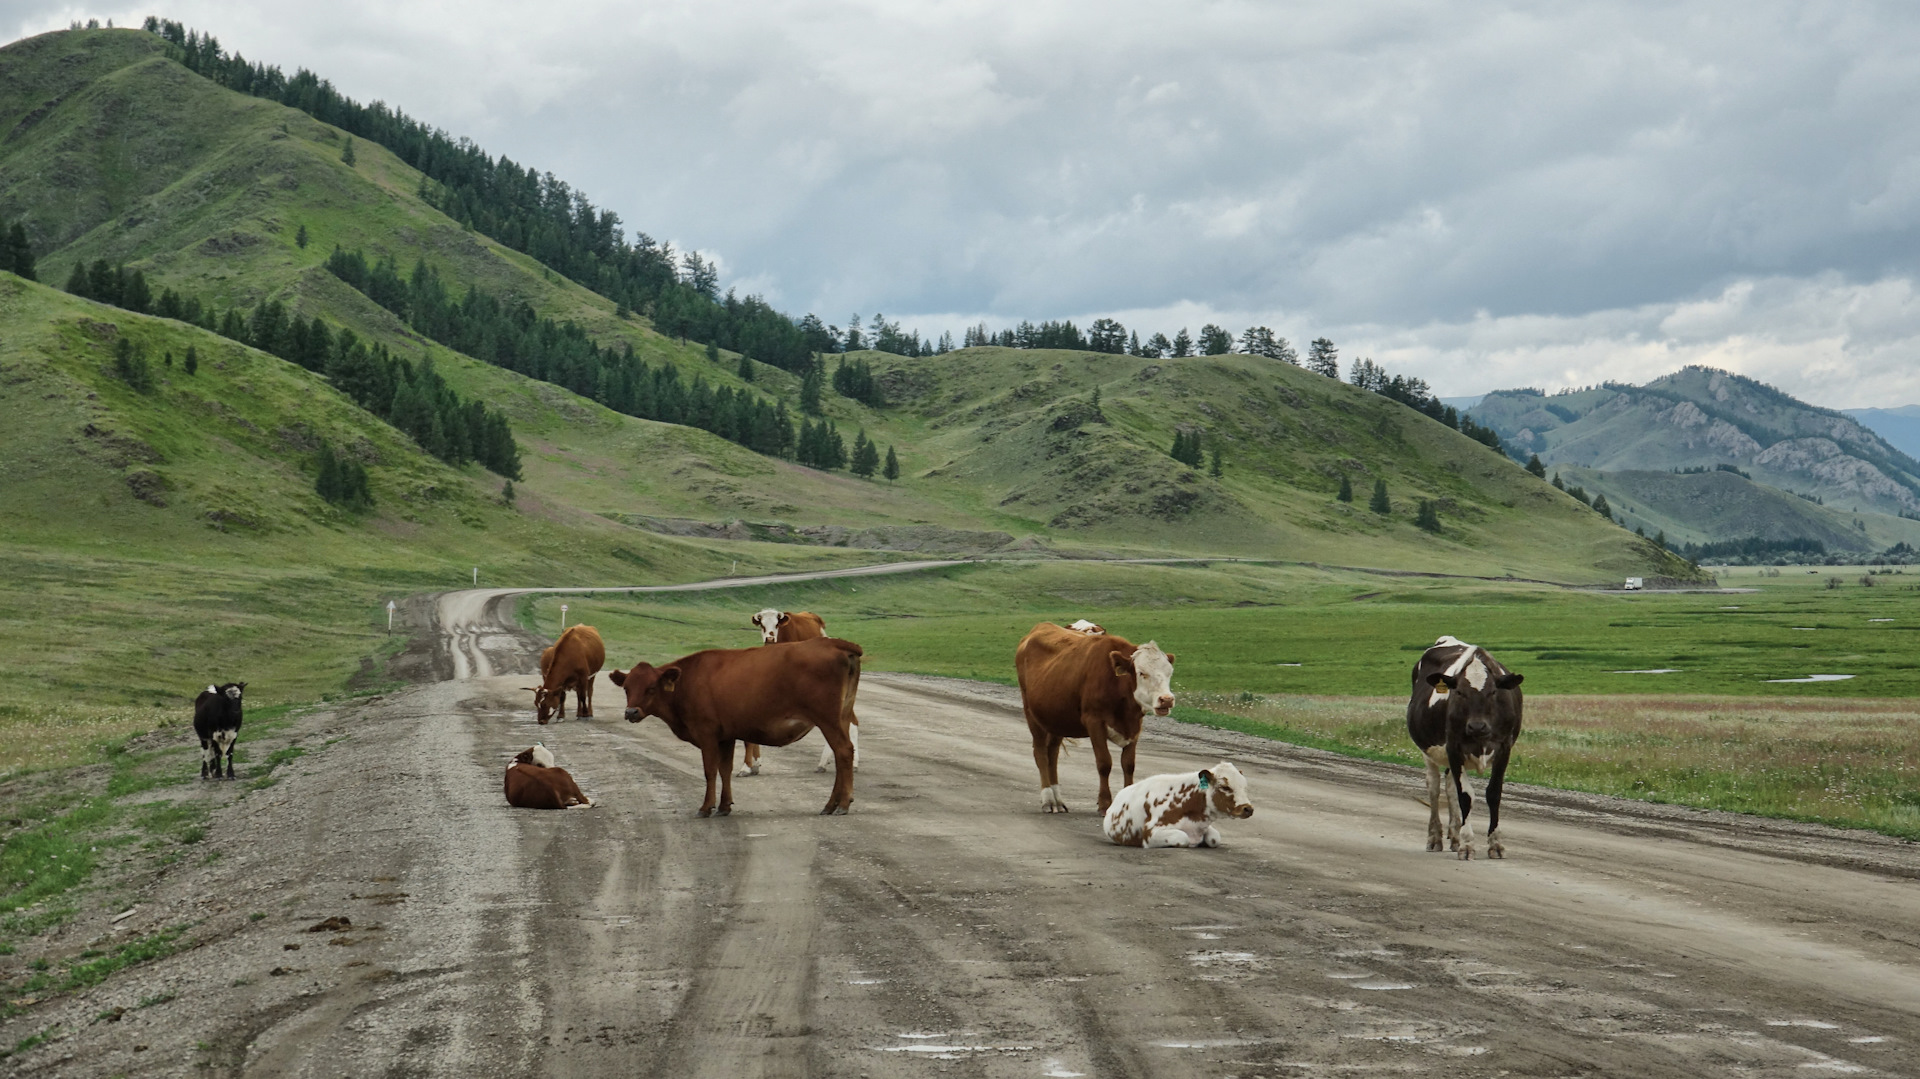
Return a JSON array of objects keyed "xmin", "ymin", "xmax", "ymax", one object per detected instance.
[{"xmin": 1182, "ymin": 693, "xmax": 1920, "ymax": 840}]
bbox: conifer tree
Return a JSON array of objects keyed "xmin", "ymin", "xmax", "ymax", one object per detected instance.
[
  {"xmin": 706, "ymin": 340, "xmax": 720, "ymax": 364},
  {"xmin": 296, "ymin": 223, "xmax": 309, "ymax": 249},
  {"xmin": 1591, "ymin": 493, "xmax": 1613, "ymax": 518},
  {"xmin": 113, "ymin": 337, "xmax": 153, "ymax": 391},
  {"xmin": 852, "ymin": 429, "xmax": 880, "ymax": 478},
  {"xmin": 341, "ymin": 137, "xmax": 356, "ymax": 165},
  {"xmin": 884, "ymin": 445, "xmax": 899, "ymax": 482},
  {"xmin": 1551, "ymin": 473, "xmax": 1565, "ymax": 491},
  {"xmin": 1416, "ymin": 499, "xmax": 1441, "ymax": 533},
  {"xmin": 1369, "ymin": 478, "xmax": 1390, "ymax": 515},
  {"xmin": 1209, "ymin": 444, "xmax": 1223, "ymax": 477},
  {"xmin": 502, "ymin": 480, "xmax": 516, "ymax": 506},
  {"xmin": 1171, "ymin": 328, "xmax": 1193, "ymax": 357},
  {"xmin": 184, "ymin": 344, "xmax": 198, "ymax": 375},
  {"xmin": 800, "ymin": 363, "xmax": 824, "ymax": 415},
  {"xmin": 1526, "ymin": 453, "xmax": 1546, "ymax": 478},
  {"xmin": 315, "ymin": 442, "xmax": 343, "ymax": 504},
  {"xmin": 65, "ymin": 261, "xmax": 87, "ymax": 296},
  {"xmin": 1337, "ymin": 474, "xmax": 1353, "ymax": 502},
  {"xmin": 2, "ymin": 221, "xmax": 35, "ymax": 280},
  {"xmin": 1306, "ymin": 338, "xmax": 1339, "ymax": 378},
  {"xmin": 737, "ymin": 352, "xmax": 754, "ymax": 382}
]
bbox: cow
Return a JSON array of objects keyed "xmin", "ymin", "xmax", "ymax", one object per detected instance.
[
  {"xmin": 738, "ymin": 609, "xmax": 857, "ymax": 777},
  {"xmin": 1015, "ymin": 622, "xmax": 1176, "ymax": 815},
  {"xmin": 504, "ymin": 743, "xmax": 595, "ymax": 809},
  {"xmin": 193, "ymin": 682, "xmax": 245, "ymax": 780},
  {"xmin": 527, "ymin": 625, "xmax": 605, "ymax": 724},
  {"xmin": 1103, "ymin": 762, "xmax": 1254, "ymax": 848},
  {"xmin": 1067, "ymin": 619, "xmax": 1105, "ymax": 635},
  {"xmin": 1406, "ymin": 635, "xmax": 1524, "ymax": 860},
  {"xmin": 609, "ymin": 636, "xmax": 863, "ymax": 817}
]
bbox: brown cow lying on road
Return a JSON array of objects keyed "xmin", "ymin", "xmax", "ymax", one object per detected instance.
[
  {"xmin": 739, "ymin": 608, "xmax": 855, "ymax": 776},
  {"xmin": 528, "ymin": 625, "xmax": 605, "ymax": 723},
  {"xmin": 610, "ymin": 636, "xmax": 864, "ymax": 817},
  {"xmin": 504, "ymin": 744, "xmax": 594, "ymax": 809},
  {"xmin": 1103, "ymin": 761, "xmax": 1254, "ymax": 848},
  {"xmin": 1015, "ymin": 622, "xmax": 1176, "ymax": 814}
]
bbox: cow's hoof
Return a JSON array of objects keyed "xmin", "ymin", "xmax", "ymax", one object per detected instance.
[
  {"xmin": 735, "ymin": 767, "xmax": 758, "ymax": 778},
  {"xmin": 715, "ymin": 806, "xmax": 731, "ymax": 817},
  {"xmin": 1488, "ymin": 844, "xmax": 1504, "ymax": 859},
  {"xmin": 1427, "ymin": 838, "xmax": 1443, "ymax": 852},
  {"xmin": 831, "ymin": 805, "xmax": 848, "ymax": 816},
  {"xmin": 1458, "ymin": 847, "xmax": 1474, "ymax": 861},
  {"xmin": 697, "ymin": 807, "xmax": 714, "ymax": 818}
]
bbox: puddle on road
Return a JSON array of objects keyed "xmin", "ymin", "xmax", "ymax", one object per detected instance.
[
  {"xmin": 1352, "ymin": 981, "xmax": 1416, "ymax": 990},
  {"xmin": 1041, "ymin": 1063, "xmax": 1086, "ymax": 1078},
  {"xmin": 1325, "ymin": 972, "xmax": 1373, "ymax": 980},
  {"xmin": 1154, "ymin": 1037, "xmax": 1280, "ymax": 1050},
  {"xmin": 1768, "ymin": 1020, "xmax": 1841, "ymax": 1029}
]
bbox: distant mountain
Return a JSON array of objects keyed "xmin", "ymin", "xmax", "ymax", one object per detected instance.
[
  {"xmin": 1553, "ymin": 466, "xmax": 1920, "ymax": 554},
  {"xmin": 1471, "ymin": 367, "xmax": 1920, "ymax": 515},
  {"xmin": 1843, "ymin": 406, "xmax": 1920, "ymax": 463},
  {"xmin": 1439, "ymin": 395, "xmax": 1485, "ymax": 411}
]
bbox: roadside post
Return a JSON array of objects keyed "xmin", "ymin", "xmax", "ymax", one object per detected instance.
[
  {"xmin": 561, "ymin": 603, "xmax": 569, "ymax": 630},
  {"xmin": 386, "ymin": 599, "xmax": 396, "ymax": 636},
  {"xmin": 473, "ymin": 567, "xmax": 478, "ymax": 586}
]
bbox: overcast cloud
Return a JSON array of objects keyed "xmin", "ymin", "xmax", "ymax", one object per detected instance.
[{"xmin": 7, "ymin": 1, "xmax": 1920, "ymax": 405}]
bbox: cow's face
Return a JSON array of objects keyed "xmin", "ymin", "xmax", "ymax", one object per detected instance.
[
  {"xmin": 513, "ymin": 743, "xmax": 556, "ymax": 768},
  {"xmin": 1427, "ymin": 656, "xmax": 1523, "ymax": 752},
  {"xmin": 751, "ymin": 609, "xmax": 787, "ymax": 644},
  {"xmin": 1118, "ymin": 642, "xmax": 1176, "ymax": 717},
  {"xmin": 1200, "ymin": 762, "xmax": 1254, "ymax": 819},
  {"xmin": 224, "ymin": 682, "xmax": 245, "ymax": 702},
  {"xmin": 608, "ymin": 662, "xmax": 681, "ymax": 722},
  {"xmin": 527, "ymin": 686, "xmax": 558, "ymax": 723},
  {"xmin": 1068, "ymin": 619, "xmax": 1105, "ymax": 635}
]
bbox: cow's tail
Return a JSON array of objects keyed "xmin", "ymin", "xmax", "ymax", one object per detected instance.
[{"xmin": 839, "ymin": 646, "xmax": 863, "ymax": 724}]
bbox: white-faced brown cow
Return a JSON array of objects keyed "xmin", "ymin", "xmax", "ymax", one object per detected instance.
[
  {"xmin": 1015, "ymin": 622, "xmax": 1176, "ymax": 814},
  {"xmin": 1103, "ymin": 761, "xmax": 1254, "ymax": 848},
  {"xmin": 504, "ymin": 743, "xmax": 594, "ymax": 809},
  {"xmin": 739, "ymin": 609, "xmax": 853, "ymax": 777},
  {"xmin": 1406, "ymin": 635, "xmax": 1524, "ymax": 859},
  {"xmin": 1067, "ymin": 618, "xmax": 1105, "ymax": 635},
  {"xmin": 610, "ymin": 636, "xmax": 863, "ymax": 817}
]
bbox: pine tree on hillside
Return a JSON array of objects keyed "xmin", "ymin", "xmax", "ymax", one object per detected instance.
[
  {"xmin": 1307, "ymin": 338, "xmax": 1339, "ymax": 379},
  {"xmin": 800, "ymin": 363, "xmax": 824, "ymax": 415},
  {"xmin": 296, "ymin": 223, "xmax": 309, "ymax": 249},
  {"xmin": 705, "ymin": 340, "xmax": 720, "ymax": 364},
  {"xmin": 1199, "ymin": 324, "xmax": 1233, "ymax": 355},
  {"xmin": 341, "ymin": 137, "xmax": 356, "ymax": 165},
  {"xmin": 65, "ymin": 261, "xmax": 87, "ymax": 296},
  {"xmin": 1209, "ymin": 444, "xmax": 1223, "ymax": 477},
  {"xmin": 113, "ymin": 337, "xmax": 154, "ymax": 392},
  {"xmin": 2, "ymin": 221, "xmax": 36, "ymax": 280},
  {"xmin": 1171, "ymin": 328, "xmax": 1193, "ymax": 357},
  {"xmin": 1526, "ymin": 453, "xmax": 1546, "ymax": 478},
  {"xmin": 1369, "ymin": 478, "xmax": 1390, "ymax": 515},
  {"xmin": 184, "ymin": 345, "xmax": 199, "ymax": 375},
  {"xmin": 737, "ymin": 352, "xmax": 755, "ymax": 382},
  {"xmin": 1591, "ymin": 493, "xmax": 1613, "ymax": 518},
  {"xmin": 1337, "ymin": 474, "xmax": 1353, "ymax": 502},
  {"xmin": 852, "ymin": 429, "xmax": 880, "ymax": 478},
  {"xmin": 1551, "ymin": 473, "xmax": 1565, "ymax": 491},
  {"xmin": 1416, "ymin": 499, "xmax": 1441, "ymax": 533},
  {"xmin": 884, "ymin": 445, "xmax": 900, "ymax": 482}
]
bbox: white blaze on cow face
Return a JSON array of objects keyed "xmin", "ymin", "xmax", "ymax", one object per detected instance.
[
  {"xmin": 1129, "ymin": 642, "xmax": 1176, "ymax": 717},
  {"xmin": 224, "ymin": 684, "xmax": 243, "ymax": 701},
  {"xmin": 751, "ymin": 609, "xmax": 785, "ymax": 644},
  {"xmin": 529, "ymin": 743, "xmax": 556, "ymax": 768},
  {"xmin": 1205, "ymin": 762, "xmax": 1255, "ymax": 819}
]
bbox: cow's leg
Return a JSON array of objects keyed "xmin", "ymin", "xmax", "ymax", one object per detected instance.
[
  {"xmin": 1201, "ymin": 824, "xmax": 1223, "ymax": 848},
  {"xmin": 1120, "ymin": 737, "xmax": 1138, "ymax": 791},
  {"xmin": 1145, "ymin": 825, "xmax": 1198, "ymax": 849},
  {"xmin": 715, "ymin": 740, "xmax": 735, "ymax": 816},
  {"xmin": 1485, "ymin": 745, "xmax": 1512, "ymax": 859},
  {"xmin": 577, "ymin": 675, "xmax": 592, "ymax": 719},
  {"xmin": 1085, "ymin": 716, "xmax": 1117, "ymax": 815},
  {"xmin": 1447, "ymin": 744, "xmax": 1476, "ymax": 860},
  {"xmin": 818, "ymin": 716, "xmax": 859, "ymax": 772},
  {"xmin": 737, "ymin": 743, "xmax": 762, "ymax": 777},
  {"xmin": 816, "ymin": 716, "xmax": 856, "ymax": 815},
  {"xmin": 696, "ymin": 740, "xmax": 721, "ymax": 817},
  {"xmin": 1421, "ymin": 745, "xmax": 1446, "ymax": 851},
  {"xmin": 221, "ymin": 731, "xmax": 237, "ymax": 779},
  {"xmin": 199, "ymin": 737, "xmax": 213, "ymax": 780},
  {"xmin": 1029, "ymin": 714, "xmax": 1063, "ymax": 812}
]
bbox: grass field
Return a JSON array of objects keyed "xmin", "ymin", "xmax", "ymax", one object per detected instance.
[{"xmin": 526, "ymin": 559, "xmax": 1920, "ymax": 839}]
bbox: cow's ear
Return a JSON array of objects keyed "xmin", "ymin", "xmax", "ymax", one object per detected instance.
[
  {"xmin": 1165, "ymin": 653, "xmax": 1176, "ymax": 665},
  {"xmin": 777, "ymin": 612, "xmax": 790, "ymax": 625},
  {"xmin": 1109, "ymin": 651, "xmax": 1135, "ymax": 677},
  {"xmin": 1496, "ymin": 673, "xmax": 1524, "ymax": 690},
  {"xmin": 237, "ymin": 682, "xmax": 246, "ymax": 691},
  {"xmin": 1425, "ymin": 672, "xmax": 1457, "ymax": 689},
  {"xmin": 1197, "ymin": 769, "xmax": 1212, "ymax": 790},
  {"xmin": 606, "ymin": 670, "xmax": 626, "ymax": 687},
  {"xmin": 658, "ymin": 667, "xmax": 682, "ymax": 693}
]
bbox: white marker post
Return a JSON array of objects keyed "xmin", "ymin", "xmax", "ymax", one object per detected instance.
[
  {"xmin": 473, "ymin": 567, "xmax": 478, "ymax": 586},
  {"xmin": 386, "ymin": 599, "xmax": 397, "ymax": 637},
  {"xmin": 561, "ymin": 603, "xmax": 569, "ymax": 630}
]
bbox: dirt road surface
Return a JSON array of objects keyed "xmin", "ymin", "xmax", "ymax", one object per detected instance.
[{"xmin": 14, "ymin": 583, "xmax": 1920, "ymax": 1078}]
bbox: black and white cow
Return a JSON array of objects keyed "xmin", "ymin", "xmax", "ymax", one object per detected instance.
[
  {"xmin": 1406, "ymin": 636, "xmax": 1522, "ymax": 859},
  {"xmin": 194, "ymin": 682, "xmax": 245, "ymax": 780}
]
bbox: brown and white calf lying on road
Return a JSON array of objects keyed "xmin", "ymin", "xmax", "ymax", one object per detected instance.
[
  {"xmin": 1103, "ymin": 762, "xmax": 1254, "ymax": 848},
  {"xmin": 504, "ymin": 744, "xmax": 594, "ymax": 809}
]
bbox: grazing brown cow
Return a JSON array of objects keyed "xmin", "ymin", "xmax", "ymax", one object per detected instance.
[
  {"xmin": 610, "ymin": 637, "xmax": 863, "ymax": 817},
  {"xmin": 504, "ymin": 744, "xmax": 594, "ymax": 809},
  {"xmin": 739, "ymin": 608, "xmax": 855, "ymax": 776},
  {"xmin": 1016, "ymin": 622, "xmax": 1176, "ymax": 814},
  {"xmin": 527, "ymin": 625, "xmax": 605, "ymax": 724}
]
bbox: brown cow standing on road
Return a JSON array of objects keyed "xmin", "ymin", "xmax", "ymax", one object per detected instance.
[
  {"xmin": 504, "ymin": 744, "xmax": 594, "ymax": 809},
  {"xmin": 738, "ymin": 609, "xmax": 856, "ymax": 776},
  {"xmin": 610, "ymin": 636, "xmax": 863, "ymax": 817},
  {"xmin": 1015, "ymin": 622, "xmax": 1177, "ymax": 814},
  {"xmin": 528, "ymin": 625, "xmax": 605, "ymax": 724}
]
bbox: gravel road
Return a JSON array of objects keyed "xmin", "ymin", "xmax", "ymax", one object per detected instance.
[{"xmin": 14, "ymin": 578, "xmax": 1920, "ymax": 1078}]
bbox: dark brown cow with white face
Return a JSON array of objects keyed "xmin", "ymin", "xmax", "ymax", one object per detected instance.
[
  {"xmin": 1015, "ymin": 622, "xmax": 1176, "ymax": 814},
  {"xmin": 738, "ymin": 609, "xmax": 854, "ymax": 777},
  {"xmin": 610, "ymin": 636, "xmax": 863, "ymax": 817},
  {"xmin": 1406, "ymin": 635, "xmax": 1524, "ymax": 859},
  {"xmin": 503, "ymin": 744, "xmax": 594, "ymax": 809}
]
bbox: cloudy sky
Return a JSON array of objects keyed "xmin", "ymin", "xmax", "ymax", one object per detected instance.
[{"xmin": 8, "ymin": 1, "xmax": 1920, "ymax": 405}]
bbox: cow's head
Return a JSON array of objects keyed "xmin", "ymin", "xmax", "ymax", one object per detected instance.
[
  {"xmin": 1426, "ymin": 652, "xmax": 1523, "ymax": 748},
  {"xmin": 1113, "ymin": 641, "xmax": 1176, "ymax": 717},
  {"xmin": 751, "ymin": 608, "xmax": 788, "ymax": 644},
  {"xmin": 1199, "ymin": 761, "xmax": 1254, "ymax": 819},
  {"xmin": 513, "ymin": 743, "xmax": 556, "ymax": 768},
  {"xmin": 525, "ymin": 685, "xmax": 559, "ymax": 724},
  {"xmin": 224, "ymin": 682, "xmax": 246, "ymax": 701},
  {"xmin": 608, "ymin": 662, "xmax": 681, "ymax": 723},
  {"xmin": 1068, "ymin": 619, "xmax": 1105, "ymax": 635}
]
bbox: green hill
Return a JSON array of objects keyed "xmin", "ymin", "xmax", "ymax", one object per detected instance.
[{"xmin": 1473, "ymin": 367, "xmax": 1920, "ymax": 517}]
